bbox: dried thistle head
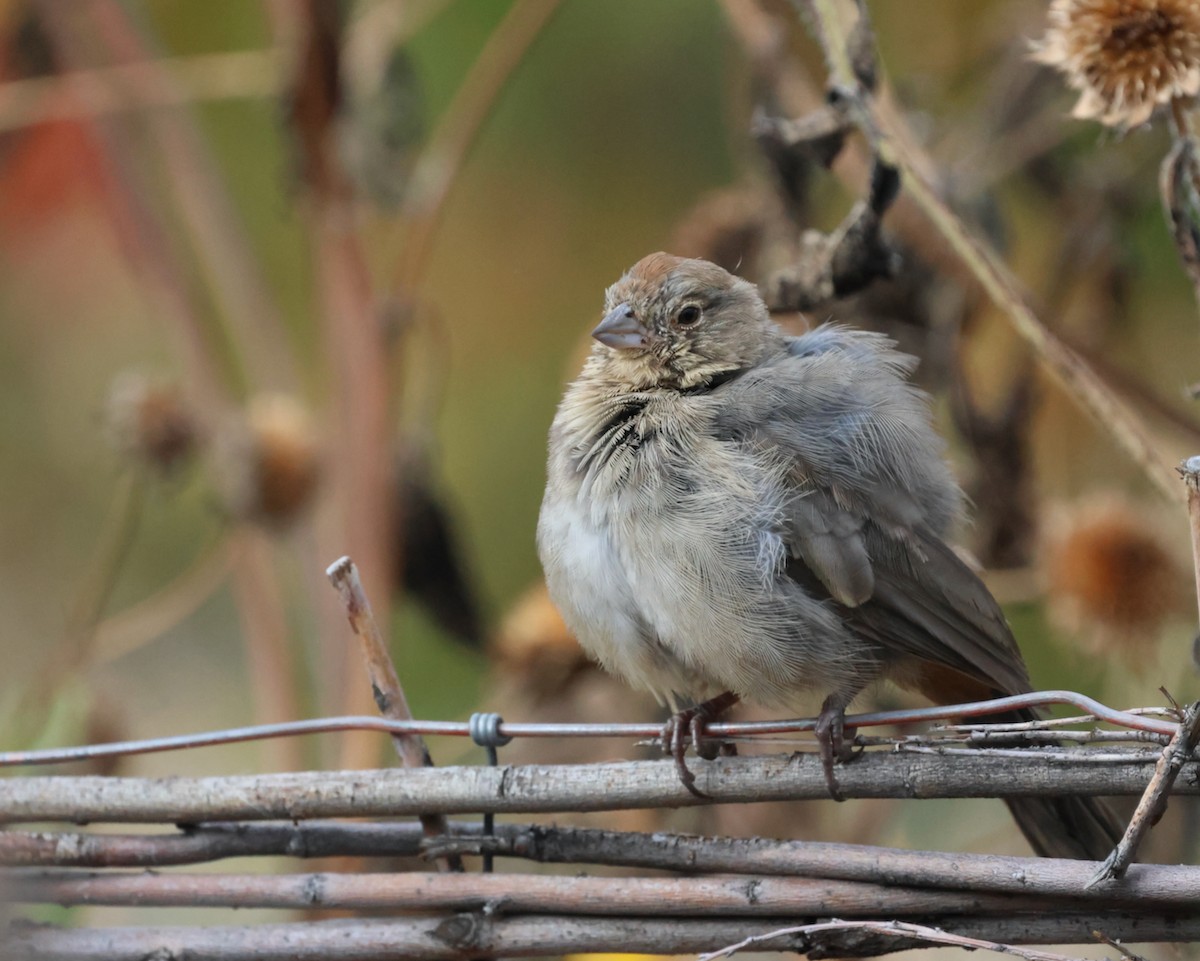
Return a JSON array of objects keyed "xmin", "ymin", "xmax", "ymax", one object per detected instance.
[
  {"xmin": 1043, "ymin": 493, "xmax": 1189, "ymax": 667},
  {"xmin": 1033, "ymin": 0, "xmax": 1200, "ymax": 128},
  {"xmin": 216, "ymin": 394, "xmax": 320, "ymax": 527},
  {"xmin": 105, "ymin": 372, "xmax": 199, "ymax": 475}
]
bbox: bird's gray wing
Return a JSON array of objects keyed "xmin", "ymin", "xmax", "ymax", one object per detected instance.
[
  {"xmin": 708, "ymin": 326, "xmax": 956, "ymax": 601},
  {"xmin": 710, "ymin": 325, "xmax": 1030, "ymax": 695}
]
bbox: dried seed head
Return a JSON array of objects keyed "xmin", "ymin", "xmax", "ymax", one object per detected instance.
[
  {"xmin": 105, "ymin": 372, "xmax": 199, "ymax": 475},
  {"xmin": 490, "ymin": 580, "xmax": 590, "ymax": 698},
  {"xmin": 217, "ymin": 394, "xmax": 320, "ymax": 527},
  {"xmin": 1033, "ymin": 0, "xmax": 1200, "ymax": 128},
  {"xmin": 1043, "ymin": 493, "xmax": 1188, "ymax": 666}
]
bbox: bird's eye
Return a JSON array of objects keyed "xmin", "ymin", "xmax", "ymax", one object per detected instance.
[{"xmin": 676, "ymin": 305, "xmax": 702, "ymax": 327}]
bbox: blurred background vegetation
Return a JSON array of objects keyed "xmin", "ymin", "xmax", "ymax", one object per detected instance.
[{"xmin": 2, "ymin": 0, "xmax": 1199, "ymax": 940}]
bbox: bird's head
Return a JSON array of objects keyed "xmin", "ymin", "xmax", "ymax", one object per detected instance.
[{"xmin": 589, "ymin": 252, "xmax": 783, "ymax": 390}]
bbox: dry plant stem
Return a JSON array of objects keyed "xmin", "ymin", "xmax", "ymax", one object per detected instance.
[
  {"xmin": 1089, "ymin": 701, "xmax": 1200, "ymax": 887},
  {"xmin": 84, "ymin": 0, "xmax": 300, "ymax": 394},
  {"xmin": 93, "ymin": 538, "xmax": 232, "ymax": 663},
  {"xmin": 11, "ymin": 871, "xmax": 956, "ymax": 922},
  {"xmin": 7, "ymin": 820, "xmax": 1200, "ymax": 907},
  {"xmin": 1, "ymin": 750, "xmax": 1194, "ymax": 824},
  {"xmin": 798, "ymin": 0, "xmax": 1179, "ymax": 503},
  {"xmin": 32, "ymin": 2, "xmax": 231, "ymax": 411},
  {"xmin": 311, "ymin": 195, "xmax": 394, "ymax": 766},
  {"xmin": 390, "ymin": 0, "xmax": 563, "ymax": 296},
  {"xmin": 325, "ymin": 557, "xmax": 461, "ymax": 872},
  {"xmin": 228, "ymin": 530, "xmax": 304, "ymax": 772},
  {"xmin": 6, "ymin": 869, "xmax": 1081, "ymax": 916},
  {"xmin": 9, "ymin": 913, "xmax": 1200, "ymax": 959},
  {"xmin": 4, "ymin": 471, "xmax": 143, "ymax": 739},
  {"xmin": 700, "ymin": 918, "xmax": 1086, "ymax": 961},
  {"xmin": 0, "ymin": 49, "xmax": 281, "ymax": 134},
  {"xmin": 326, "ymin": 558, "xmax": 427, "ymax": 769},
  {"xmin": 1184, "ymin": 456, "xmax": 1200, "ymax": 623}
]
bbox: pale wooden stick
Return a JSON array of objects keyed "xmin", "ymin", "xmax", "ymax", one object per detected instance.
[{"xmin": 326, "ymin": 555, "xmax": 461, "ymax": 872}]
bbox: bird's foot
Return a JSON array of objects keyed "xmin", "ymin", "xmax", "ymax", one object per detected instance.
[
  {"xmin": 661, "ymin": 691, "xmax": 741, "ymax": 798},
  {"xmin": 814, "ymin": 695, "xmax": 860, "ymax": 802}
]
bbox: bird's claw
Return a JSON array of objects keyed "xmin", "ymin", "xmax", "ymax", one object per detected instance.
[
  {"xmin": 661, "ymin": 692, "xmax": 740, "ymax": 798},
  {"xmin": 814, "ymin": 697, "xmax": 859, "ymax": 802}
]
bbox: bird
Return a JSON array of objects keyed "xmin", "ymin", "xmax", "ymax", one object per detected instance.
[{"xmin": 536, "ymin": 251, "xmax": 1122, "ymax": 860}]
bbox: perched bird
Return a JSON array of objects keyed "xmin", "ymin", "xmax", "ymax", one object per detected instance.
[{"xmin": 537, "ymin": 252, "xmax": 1121, "ymax": 860}]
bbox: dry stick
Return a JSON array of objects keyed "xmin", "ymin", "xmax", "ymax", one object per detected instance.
[
  {"xmin": 1088, "ymin": 702, "xmax": 1200, "ymax": 888},
  {"xmin": 0, "ymin": 750, "xmax": 1194, "ymax": 825},
  {"xmin": 8, "ymin": 913, "xmax": 1200, "ymax": 960},
  {"xmin": 1077, "ymin": 459, "xmax": 1200, "ymax": 882},
  {"xmin": 31, "ymin": 3, "xmax": 231, "ymax": 413},
  {"xmin": 325, "ymin": 556, "xmax": 462, "ymax": 873},
  {"xmin": 799, "ymin": 0, "xmax": 1179, "ymax": 503},
  {"xmin": 8, "ymin": 821, "xmax": 1200, "ymax": 907},
  {"xmin": 86, "ymin": 0, "xmax": 301, "ymax": 394},
  {"xmin": 7, "ymin": 869, "xmax": 1068, "ymax": 916},
  {"xmin": 3, "ymin": 470, "xmax": 144, "ymax": 740},
  {"xmin": 94, "ymin": 538, "xmax": 232, "ymax": 664},
  {"xmin": 0, "ymin": 49, "xmax": 282, "ymax": 134},
  {"xmin": 389, "ymin": 0, "xmax": 563, "ymax": 297},
  {"xmin": 700, "ymin": 918, "xmax": 1086, "ymax": 961}
]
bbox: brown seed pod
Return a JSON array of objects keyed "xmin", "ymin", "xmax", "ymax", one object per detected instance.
[
  {"xmin": 1033, "ymin": 0, "xmax": 1200, "ymax": 128},
  {"xmin": 105, "ymin": 372, "xmax": 199, "ymax": 476},
  {"xmin": 216, "ymin": 394, "xmax": 321, "ymax": 527},
  {"xmin": 1043, "ymin": 493, "xmax": 1189, "ymax": 665}
]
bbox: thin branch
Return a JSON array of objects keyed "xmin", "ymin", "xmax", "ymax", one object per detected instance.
[
  {"xmin": 701, "ymin": 918, "xmax": 1086, "ymax": 961},
  {"xmin": 325, "ymin": 556, "xmax": 461, "ymax": 872},
  {"xmin": 796, "ymin": 0, "xmax": 1179, "ymax": 502},
  {"xmin": 6, "ymin": 868, "xmax": 1073, "ymax": 916},
  {"xmin": 84, "ymin": 0, "xmax": 300, "ymax": 394},
  {"xmin": 1089, "ymin": 701, "xmax": 1200, "ymax": 886},
  {"xmin": 7, "ymin": 470, "xmax": 144, "ymax": 736},
  {"xmin": 388, "ymin": 0, "xmax": 563, "ymax": 296},
  {"xmin": 8, "ymin": 820, "xmax": 1200, "ymax": 907},
  {"xmin": 0, "ymin": 749, "xmax": 1193, "ymax": 825},
  {"xmin": 0, "ymin": 49, "xmax": 281, "ymax": 134},
  {"xmin": 93, "ymin": 538, "xmax": 232, "ymax": 664},
  {"xmin": 8, "ymin": 912, "xmax": 1200, "ymax": 959},
  {"xmin": 326, "ymin": 557, "xmax": 429, "ymax": 769}
]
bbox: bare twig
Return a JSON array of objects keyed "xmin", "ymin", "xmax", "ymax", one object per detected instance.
[
  {"xmin": 93, "ymin": 538, "xmax": 232, "ymax": 663},
  {"xmin": 700, "ymin": 917, "xmax": 1085, "ymax": 961},
  {"xmin": 1089, "ymin": 701, "xmax": 1200, "ymax": 886},
  {"xmin": 68, "ymin": 0, "xmax": 300, "ymax": 394},
  {"xmin": 227, "ymin": 530, "xmax": 305, "ymax": 771},
  {"xmin": 0, "ymin": 749, "xmax": 1193, "ymax": 825},
  {"xmin": 325, "ymin": 556, "xmax": 461, "ymax": 872},
  {"xmin": 9, "ymin": 912, "xmax": 1200, "ymax": 959},
  {"xmin": 796, "ymin": 0, "xmax": 1179, "ymax": 502},
  {"xmin": 2, "ymin": 471, "xmax": 143, "ymax": 744},
  {"xmin": 1181, "ymin": 456, "xmax": 1200, "ymax": 620},
  {"xmin": 326, "ymin": 557, "xmax": 427, "ymax": 769},
  {"xmin": 388, "ymin": 0, "xmax": 563, "ymax": 297},
  {"xmin": 6, "ymin": 868, "xmax": 1069, "ymax": 916},
  {"xmin": 8, "ymin": 820, "xmax": 1200, "ymax": 906},
  {"xmin": 0, "ymin": 49, "xmax": 281, "ymax": 134}
]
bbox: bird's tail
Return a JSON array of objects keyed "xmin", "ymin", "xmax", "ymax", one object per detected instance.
[
  {"xmin": 1004, "ymin": 794, "xmax": 1123, "ymax": 861},
  {"xmin": 988, "ymin": 707, "xmax": 1124, "ymax": 860},
  {"xmin": 910, "ymin": 667, "xmax": 1125, "ymax": 860}
]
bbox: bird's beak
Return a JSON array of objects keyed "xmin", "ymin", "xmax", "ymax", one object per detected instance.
[{"xmin": 592, "ymin": 304, "xmax": 657, "ymax": 350}]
